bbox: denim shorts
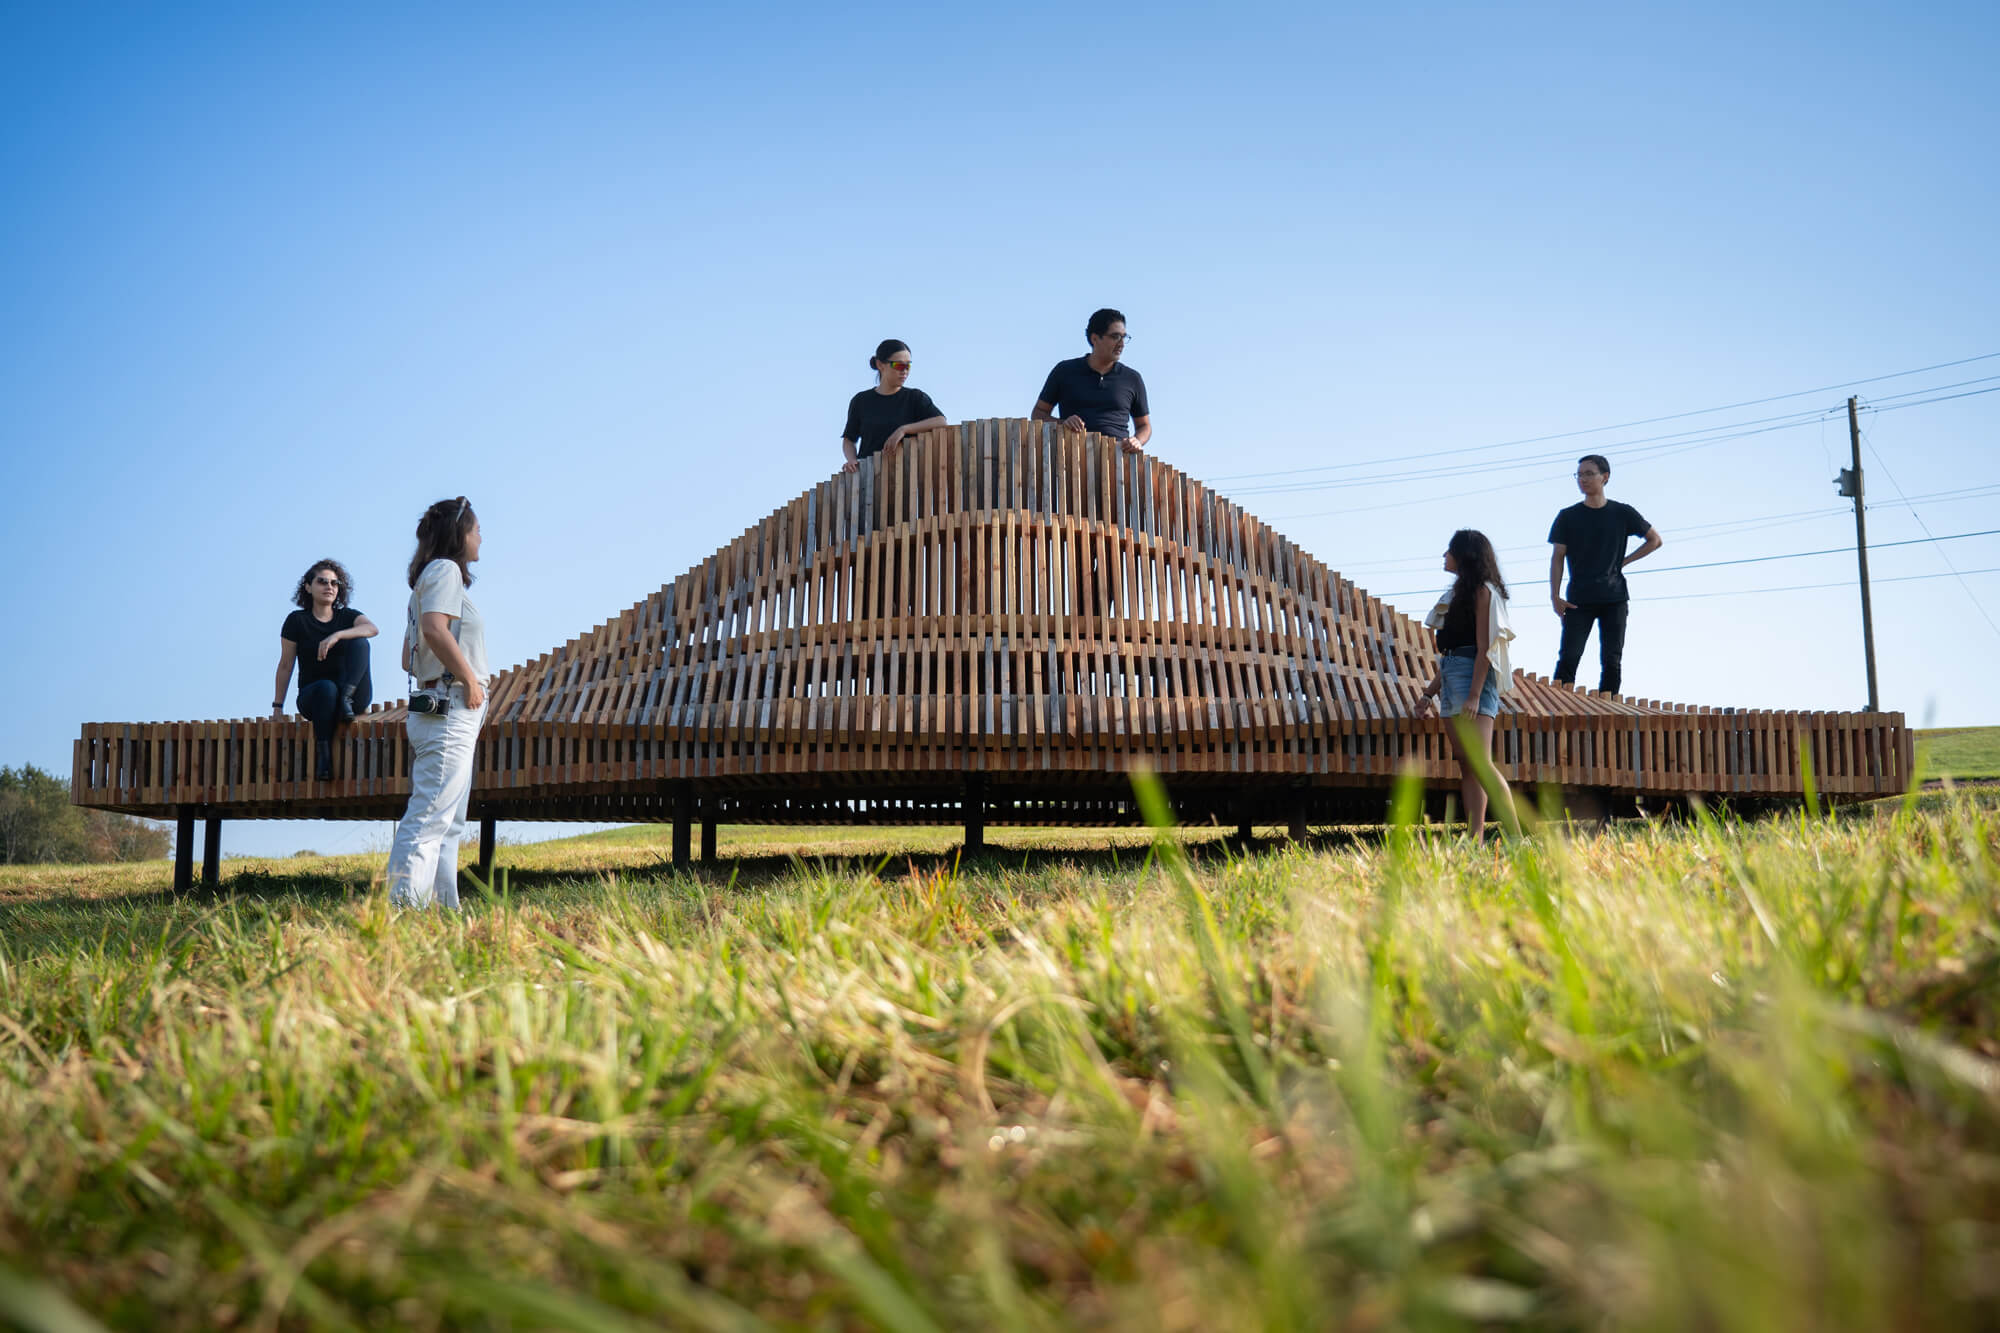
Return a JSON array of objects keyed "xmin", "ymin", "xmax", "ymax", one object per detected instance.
[{"xmin": 1439, "ymin": 652, "xmax": 1501, "ymax": 718}]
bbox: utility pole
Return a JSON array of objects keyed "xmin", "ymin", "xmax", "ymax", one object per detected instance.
[{"xmin": 1835, "ymin": 396, "xmax": 1880, "ymax": 711}]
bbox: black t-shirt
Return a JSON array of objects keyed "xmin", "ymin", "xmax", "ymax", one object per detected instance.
[
  {"xmin": 1549, "ymin": 499, "xmax": 1651, "ymax": 603},
  {"xmin": 842, "ymin": 387, "xmax": 944, "ymax": 459},
  {"xmin": 1036, "ymin": 357, "xmax": 1150, "ymax": 438},
  {"xmin": 282, "ymin": 607, "xmax": 367, "ymax": 688}
]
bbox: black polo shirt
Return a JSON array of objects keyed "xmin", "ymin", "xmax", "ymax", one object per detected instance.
[{"xmin": 1036, "ymin": 357, "xmax": 1149, "ymax": 438}]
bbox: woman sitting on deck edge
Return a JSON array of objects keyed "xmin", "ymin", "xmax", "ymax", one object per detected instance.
[{"xmin": 273, "ymin": 558, "xmax": 377, "ymax": 781}]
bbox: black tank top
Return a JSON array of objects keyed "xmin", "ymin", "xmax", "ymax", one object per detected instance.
[{"xmin": 1436, "ymin": 586, "xmax": 1479, "ymax": 653}]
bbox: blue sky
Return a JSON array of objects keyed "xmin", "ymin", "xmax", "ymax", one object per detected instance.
[{"xmin": 4, "ymin": 2, "xmax": 1996, "ymax": 857}]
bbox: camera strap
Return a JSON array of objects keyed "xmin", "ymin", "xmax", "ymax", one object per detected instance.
[
  {"xmin": 404, "ymin": 584, "xmax": 460, "ymax": 698},
  {"xmin": 403, "ymin": 566, "xmax": 463, "ymax": 710}
]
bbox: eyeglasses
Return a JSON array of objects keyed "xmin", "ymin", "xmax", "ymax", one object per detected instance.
[
  {"xmin": 1097, "ymin": 332, "xmax": 1132, "ymax": 344},
  {"xmin": 884, "ymin": 360, "xmax": 911, "ymax": 372},
  {"xmin": 312, "ymin": 576, "xmax": 341, "ymax": 587}
]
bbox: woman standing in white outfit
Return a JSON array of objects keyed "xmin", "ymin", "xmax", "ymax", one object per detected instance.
[
  {"xmin": 1415, "ymin": 528, "xmax": 1516, "ymax": 842},
  {"xmin": 386, "ymin": 496, "xmax": 490, "ymax": 909}
]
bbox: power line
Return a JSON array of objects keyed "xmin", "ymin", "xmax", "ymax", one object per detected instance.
[
  {"xmin": 1260, "ymin": 469, "xmax": 1557, "ymax": 523},
  {"xmin": 1630, "ymin": 528, "xmax": 2000, "ymax": 576},
  {"xmin": 1277, "ymin": 377, "xmax": 2000, "ymax": 619},
  {"xmin": 1225, "ymin": 407, "xmax": 1834, "ymax": 497},
  {"xmin": 1643, "ymin": 567, "xmax": 2000, "ymax": 603},
  {"xmin": 1858, "ymin": 425, "xmax": 2000, "ymax": 644},
  {"xmin": 1869, "ymin": 383, "xmax": 2000, "ymax": 414},
  {"xmin": 1363, "ymin": 565, "xmax": 2000, "ymax": 606},
  {"xmin": 1361, "ymin": 530, "xmax": 2000, "ymax": 600},
  {"xmin": 1321, "ymin": 483, "xmax": 2000, "ymax": 576},
  {"xmin": 1862, "ymin": 372, "xmax": 2000, "ymax": 405},
  {"xmin": 1257, "ymin": 409, "xmax": 1990, "ymax": 523},
  {"xmin": 1207, "ymin": 350, "xmax": 2000, "ymax": 483},
  {"xmin": 1334, "ymin": 503, "xmax": 1847, "ymax": 574},
  {"xmin": 1230, "ymin": 384, "xmax": 1997, "ymax": 501}
]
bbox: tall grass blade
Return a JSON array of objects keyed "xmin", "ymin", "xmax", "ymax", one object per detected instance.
[{"xmin": 0, "ymin": 1268, "xmax": 113, "ymax": 1333}]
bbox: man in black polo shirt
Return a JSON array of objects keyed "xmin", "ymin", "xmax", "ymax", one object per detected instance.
[
  {"xmin": 1548, "ymin": 453, "xmax": 1664, "ymax": 695},
  {"xmin": 1031, "ymin": 308, "xmax": 1152, "ymax": 453}
]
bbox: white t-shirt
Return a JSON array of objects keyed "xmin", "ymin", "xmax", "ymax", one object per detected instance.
[{"xmin": 404, "ymin": 559, "xmax": 489, "ymax": 684}]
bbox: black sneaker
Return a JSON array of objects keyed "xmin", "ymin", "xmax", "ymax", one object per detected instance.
[{"xmin": 337, "ymin": 685, "xmax": 358, "ymax": 723}]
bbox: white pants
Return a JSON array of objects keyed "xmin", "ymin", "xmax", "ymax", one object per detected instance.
[{"xmin": 386, "ymin": 689, "xmax": 485, "ymax": 909}]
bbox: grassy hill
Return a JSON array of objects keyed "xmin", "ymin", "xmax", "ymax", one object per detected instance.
[
  {"xmin": 1918, "ymin": 724, "xmax": 2000, "ymax": 780},
  {"xmin": 2, "ymin": 796, "xmax": 1997, "ymax": 1329}
]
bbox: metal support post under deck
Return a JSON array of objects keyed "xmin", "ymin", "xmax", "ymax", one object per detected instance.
[
  {"xmin": 174, "ymin": 812, "xmax": 195, "ymax": 893},
  {"xmin": 478, "ymin": 816, "xmax": 496, "ymax": 877},
  {"xmin": 1288, "ymin": 804, "xmax": 1308, "ymax": 842},
  {"xmin": 964, "ymin": 773, "xmax": 986, "ymax": 853},
  {"xmin": 672, "ymin": 787, "xmax": 693, "ymax": 868},
  {"xmin": 700, "ymin": 813, "xmax": 718, "ymax": 862},
  {"xmin": 201, "ymin": 815, "xmax": 222, "ymax": 889}
]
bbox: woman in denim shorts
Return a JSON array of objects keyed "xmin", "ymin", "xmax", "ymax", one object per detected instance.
[{"xmin": 1417, "ymin": 529, "xmax": 1515, "ymax": 841}]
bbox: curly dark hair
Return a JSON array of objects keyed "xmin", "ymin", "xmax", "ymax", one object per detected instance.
[{"xmin": 291, "ymin": 559, "xmax": 354, "ymax": 611}]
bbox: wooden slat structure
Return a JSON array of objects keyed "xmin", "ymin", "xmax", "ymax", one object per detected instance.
[{"xmin": 74, "ymin": 421, "xmax": 1911, "ymax": 871}]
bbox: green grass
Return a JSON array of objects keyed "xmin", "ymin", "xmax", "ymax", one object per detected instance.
[
  {"xmin": 1918, "ymin": 724, "xmax": 2000, "ymax": 781},
  {"xmin": 2, "ymin": 796, "xmax": 1997, "ymax": 1331}
]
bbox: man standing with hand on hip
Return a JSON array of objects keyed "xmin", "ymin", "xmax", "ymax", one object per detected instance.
[{"xmin": 1548, "ymin": 453, "xmax": 1663, "ymax": 696}]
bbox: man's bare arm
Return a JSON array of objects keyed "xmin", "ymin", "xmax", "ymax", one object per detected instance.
[
  {"xmin": 1623, "ymin": 527, "xmax": 1664, "ymax": 567},
  {"xmin": 1125, "ymin": 413, "xmax": 1152, "ymax": 453},
  {"xmin": 1033, "ymin": 399, "xmax": 1088, "ymax": 433}
]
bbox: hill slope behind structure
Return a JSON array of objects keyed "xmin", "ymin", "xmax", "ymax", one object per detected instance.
[{"xmin": 1919, "ymin": 725, "xmax": 2000, "ymax": 779}]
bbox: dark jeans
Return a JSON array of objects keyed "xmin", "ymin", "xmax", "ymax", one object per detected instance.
[
  {"xmin": 1554, "ymin": 600, "xmax": 1630, "ymax": 695},
  {"xmin": 297, "ymin": 637, "xmax": 373, "ymax": 747}
]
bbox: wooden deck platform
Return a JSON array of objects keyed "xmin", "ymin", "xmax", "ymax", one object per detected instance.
[{"xmin": 73, "ymin": 421, "xmax": 1912, "ymax": 884}]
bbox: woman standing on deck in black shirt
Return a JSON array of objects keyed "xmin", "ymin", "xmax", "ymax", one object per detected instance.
[
  {"xmin": 272, "ymin": 558, "xmax": 377, "ymax": 781},
  {"xmin": 840, "ymin": 339, "xmax": 947, "ymax": 473},
  {"xmin": 1416, "ymin": 529, "xmax": 1517, "ymax": 842}
]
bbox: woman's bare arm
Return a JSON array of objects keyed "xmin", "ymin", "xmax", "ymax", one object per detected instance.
[
  {"xmin": 273, "ymin": 638, "xmax": 298, "ymax": 715},
  {"xmin": 882, "ymin": 416, "xmax": 948, "ymax": 452},
  {"xmin": 420, "ymin": 611, "xmax": 485, "ymax": 709},
  {"xmin": 317, "ymin": 614, "xmax": 380, "ymax": 660},
  {"xmin": 1461, "ymin": 586, "xmax": 1493, "ymax": 713}
]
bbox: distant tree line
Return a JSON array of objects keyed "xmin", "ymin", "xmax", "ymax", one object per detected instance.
[{"xmin": 0, "ymin": 764, "xmax": 170, "ymax": 865}]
